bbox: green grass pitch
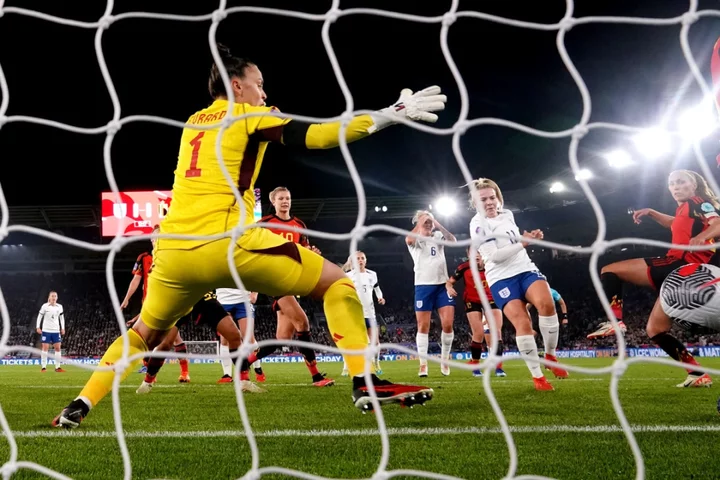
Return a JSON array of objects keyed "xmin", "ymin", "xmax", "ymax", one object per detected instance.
[{"xmin": 1, "ymin": 358, "xmax": 719, "ymax": 479}]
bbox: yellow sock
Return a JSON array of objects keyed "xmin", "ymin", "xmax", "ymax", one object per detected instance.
[
  {"xmin": 78, "ymin": 329, "xmax": 148, "ymax": 407},
  {"xmin": 323, "ymin": 277, "xmax": 372, "ymax": 377}
]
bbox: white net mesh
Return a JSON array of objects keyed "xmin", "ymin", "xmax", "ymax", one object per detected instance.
[{"xmin": 2, "ymin": 1, "xmax": 720, "ymax": 479}]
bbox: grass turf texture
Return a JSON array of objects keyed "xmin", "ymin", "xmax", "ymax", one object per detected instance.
[{"xmin": 1, "ymin": 358, "xmax": 719, "ymax": 479}]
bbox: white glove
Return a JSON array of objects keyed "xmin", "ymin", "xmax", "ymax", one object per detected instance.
[{"xmin": 368, "ymin": 86, "xmax": 447, "ymax": 133}]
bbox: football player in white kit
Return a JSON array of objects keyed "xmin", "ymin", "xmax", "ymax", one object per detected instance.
[
  {"xmin": 469, "ymin": 178, "xmax": 567, "ymax": 391},
  {"xmin": 406, "ymin": 210, "xmax": 456, "ymax": 377},
  {"xmin": 216, "ymin": 288, "xmax": 263, "ymax": 383},
  {"xmin": 37, "ymin": 291, "xmax": 66, "ymax": 372},
  {"xmin": 343, "ymin": 251, "xmax": 386, "ymax": 375}
]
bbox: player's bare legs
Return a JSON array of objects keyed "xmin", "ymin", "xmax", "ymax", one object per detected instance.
[
  {"xmin": 367, "ymin": 325, "xmax": 382, "ymax": 375},
  {"xmin": 216, "ymin": 317, "xmax": 246, "ymax": 384},
  {"xmin": 52, "ymin": 341, "xmax": 65, "ymax": 372},
  {"xmin": 437, "ymin": 305, "xmax": 455, "ymax": 376},
  {"xmin": 503, "ymin": 299, "xmax": 553, "ymax": 390},
  {"xmin": 415, "ymin": 310, "xmax": 431, "ymax": 377},
  {"xmin": 40, "ymin": 340, "xmax": 64, "ymax": 373},
  {"xmin": 646, "ymin": 299, "xmax": 711, "ymax": 387},
  {"xmin": 483, "ymin": 309, "xmax": 506, "ymax": 377},
  {"xmin": 136, "ymin": 326, "xmax": 182, "ymax": 394},
  {"xmin": 237, "ymin": 315, "xmax": 266, "ymax": 382},
  {"xmin": 218, "ymin": 335, "xmax": 234, "ymax": 383},
  {"xmin": 308, "ymin": 259, "xmax": 432, "ymax": 411},
  {"xmin": 241, "ymin": 296, "xmax": 334, "ymax": 387},
  {"xmin": 466, "ymin": 310, "xmax": 485, "ymax": 377},
  {"xmin": 525, "ymin": 280, "xmax": 567, "ymax": 379},
  {"xmin": 588, "ymin": 258, "xmax": 651, "ymax": 338},
  {"xmin": 173, "ymin": 331, "xmax": 191, "ymax": 383}
]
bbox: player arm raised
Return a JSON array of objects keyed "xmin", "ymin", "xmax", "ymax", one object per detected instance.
[
  {"xmin": 632, "ymin": 208, "xmax": 674, "ymax": 228},
  {"xmin": 405, "ymin": 218, "xmax": 428, "ymax": 247},
  {"xmin": 257, "ymin": 87, "xmax": 446, "ymax": 150},
  {"xmin": 433, "ymin": 218, "xmax": 456, "ymax": 242}
]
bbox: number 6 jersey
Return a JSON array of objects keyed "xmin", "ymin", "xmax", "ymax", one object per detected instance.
[
  {"xmin": 470, "ymin": 209, "xmax": 538, "ymax": 286},
  {"xmin": 407, "ymin": 230, "xmax": 450, "ymax": 286}
]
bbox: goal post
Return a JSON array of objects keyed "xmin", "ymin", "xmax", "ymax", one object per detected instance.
[{"xmin": 184, "ymin": 340, "xmax": 219, "ymax": 358}]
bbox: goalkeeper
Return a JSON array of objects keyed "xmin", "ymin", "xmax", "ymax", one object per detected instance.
[{"xmin": 53, "ymin": 43, "xmax": 447, "ymax": 428}]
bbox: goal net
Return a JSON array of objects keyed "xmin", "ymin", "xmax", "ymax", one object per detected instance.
[
  {"xmin": 1, "ymin": 1, "xmax": 720, "ymax": 480},
  {"xmin": 185, "ymin": 341, "xmax": 220, "ymax": 358}
]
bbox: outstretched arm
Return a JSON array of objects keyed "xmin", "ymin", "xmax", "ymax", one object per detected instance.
[
  {"xmin": 258, "ymin": 86, "xmax": 447, "ymax": 150},
  {"xmin": 405, "ymin": 223, "xmax": 425, "ymax": 247},
  {"xmin": 633, "ymin": 208, "xmax": 674, "ymax": 229}
]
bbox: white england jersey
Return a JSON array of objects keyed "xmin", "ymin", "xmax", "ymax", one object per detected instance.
[
  {"xmin": 346, "ymin": 269, "xmax": 383, "ymax": 319},
  {"xmin": 408, "ymin": 230, "xmax": 450, "ymax": 285},
  {"xmin": 216, "ymin": 288, "xmax": 250, "ymax": 305},
  {"xmin": 470, "ymin": 210, "xmax": 538, "ymax": 286},
  {"xmin": 36, "ymin": 303, "xmax": 64, "ymax": 333}
]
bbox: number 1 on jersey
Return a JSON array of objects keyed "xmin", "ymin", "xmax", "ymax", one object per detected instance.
[{"xmin": 185, "ymin": 132, "xmax": 204, "ymax": 178}]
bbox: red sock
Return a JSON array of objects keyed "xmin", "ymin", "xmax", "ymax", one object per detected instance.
[
  {"xmin": 174, "ymin": 343, "xmax": 189, "ymax": 375},
  {"xmin": 144, "ymin": 373, "xmax": 155, "ymax": 383},
  {"xmin": 305, "ymin": 360, "xmax": 320, "ymax": 377},
  {"xmin": 240, "ymin": 370, "xmax": 250, "ymax": 381},
  {"xmin": 610, "ymin": 297, "xmax": 622, "ymax": 322},
  {"xmin": 680, "ymin": 350, "xmax": 701, "ymax": 374},
  {"xmin": 497, "ymin": 362, "xmax": 503, "ymax": 370}
]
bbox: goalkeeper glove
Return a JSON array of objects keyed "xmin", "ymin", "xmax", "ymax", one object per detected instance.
[{"xmin": 368, "ymin": 86, "xmax": 447, "ymax": 133}]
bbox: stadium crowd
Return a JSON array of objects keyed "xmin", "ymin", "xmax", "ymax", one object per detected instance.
[{"xmin": 2, "ymin": 248, "xmax": 719, "ymax": 359}]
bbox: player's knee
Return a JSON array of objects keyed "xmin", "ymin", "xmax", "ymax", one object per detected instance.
[
  {"xmin": 535, "ymin": 300, "xmax": 555, "ymax": 316},
  {"xmin": 311, "ymin": 260, "xmax": 348, "ymax": 299}
]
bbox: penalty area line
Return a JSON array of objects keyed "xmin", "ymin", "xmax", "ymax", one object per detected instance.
[{"xmin": 5, "ymin": 424, "xmax": 720, "ymax": 439}]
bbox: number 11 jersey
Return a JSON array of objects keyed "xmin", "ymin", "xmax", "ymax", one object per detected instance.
[{"xmin": 470, "ymin": 210, "xmax": 538, "ymax": 286}]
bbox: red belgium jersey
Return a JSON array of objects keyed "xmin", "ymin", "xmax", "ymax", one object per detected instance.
[
  {"xmin": 132, "ymin": 252, "xmax": 153, "ymax": 302},
  {"xmin": 451, "ymin": 261, "xmax": 493, "ymax": 304},
  {"xmin": 260, "ymin": 214, "xmax": 309, "ymax": 247},
  {"xmin": 667, "ymin": 196, "xmax": 720, "ymax": 263}
]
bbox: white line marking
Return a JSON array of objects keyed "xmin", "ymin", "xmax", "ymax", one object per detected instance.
[
  {"xmin": 4, "ymin": 425, "xmax": 720, "ymax": 439},
  {"xmin": 12, "ymin": 377, "xmax": 699, "ymax": 389}
]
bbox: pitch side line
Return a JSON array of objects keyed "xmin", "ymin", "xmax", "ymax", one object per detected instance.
[{"xmin": 4, "ymin": 424, "xmax": 720, "ymax": 439}]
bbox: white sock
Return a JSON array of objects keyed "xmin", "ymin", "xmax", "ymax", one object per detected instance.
[
  {"xmin": 539, "ymin": 314, "xmax": 560, "ymax": 357},
  {"xmin": 41, "ymin": 351, "xmax": 47, "ymax": 369},
  {"xmin": 440, "ymin": 331, "xmax": 454, "ymax": 359},
  {"xmin": 54, "ymin": 350, "xmax": 62, "ymax": 369},
  {"xmin": 342, "ymin": 360, "xmax": 348, "ymax": 371},
  {"xmin": 220, "ymin": 345, "xmax": 232, "ymax": 376},
  {"xmin": 416, "ymin": 332, "xmax": 429, "ymax": 366},
  {"xmin": 516, "ymin": 334, "xmax": 543, "ymax": 379},
  {"xmin": 250, "ymin": 342, "xmax": 261, "ymax": 370}
]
